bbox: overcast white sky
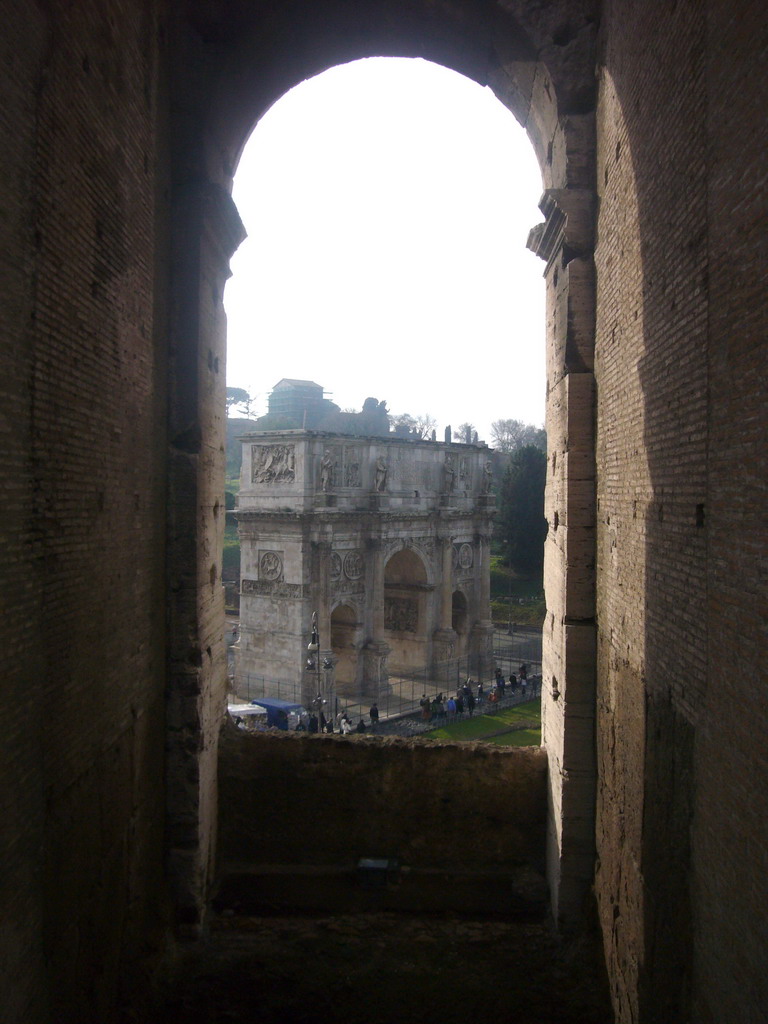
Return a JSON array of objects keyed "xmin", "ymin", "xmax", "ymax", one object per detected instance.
[{"xmin": 225, "ymin": 57, "xmax": 546, "ymax": 444}]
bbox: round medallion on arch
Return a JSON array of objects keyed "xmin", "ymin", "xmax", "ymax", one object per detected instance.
[
  {"xmin": 260, "ymin": 551, "xmax": 283, "ymax": 581},
  {"xmin": 459, "ymin": 543, "xmax": 473, "ymax": 570},
  {"xmin": 343, "ymin": 550, "xmax": 364, "ymax": 580},
  {"xmin": 329, "ymin": 551, "xmax": 342, "ymax": 580}
]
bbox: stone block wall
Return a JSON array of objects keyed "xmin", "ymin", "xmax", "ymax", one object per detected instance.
[{"xmin": 218, "ymin": 728, "xmax": 548, "ymax": 876}]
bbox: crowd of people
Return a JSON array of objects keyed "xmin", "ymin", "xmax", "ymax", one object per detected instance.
[
  {"xmin": 297, "ymin": 701, "xmax": 382, "ymax": 736},
  {"xmin": 416, "ymin": 664, "xmax": 532, "ymax": 723},
  {"xmin": 257, "ymin": 663, "xmax": 538, "ymax": 735}
]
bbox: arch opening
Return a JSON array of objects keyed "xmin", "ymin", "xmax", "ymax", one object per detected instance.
[
  {"xmin": 330, "ymin": 602, "xmax": 360, "ymax": 696},
  {"xmin": 383, "ymin": 547, "xmax": 430, "ymax": 675},
  {"xmin": 225, "ymin": 57, "xmax": 546, "ymax": 445},
  {"xmin": 168, "ymin": 13, "xmax": 600, "ymax": 936},
  {"xmin": 451, "ymin": 588, "xmax": 469, "ymax": 655}
]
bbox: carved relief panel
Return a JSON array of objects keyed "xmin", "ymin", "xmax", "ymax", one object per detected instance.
[
  {"xmin": 321, "ymin": 445, "xmax": 364, "ymax": 490},
  {"xmin": 385, "ymin": 596, "xmax": 418, "ymax": 632},
  {"xmin": 242, "ymin": 578, "xmax": 304, "ymax": 598},
  {"xmin": 258, "ymin": 550, "xmax": 283, "ymax": 581},
  {"xmin": 329, "ymin": 551, "xmax": 342, "ymax": 581},
  {"xmin": 343, "ymin": 446, "xmax": 362, "ymax": 487},
  {"xmin": 453, "ymin": 542, "xmax": 474, "ymax": 577},
  {"xmin": 251, "ymin": 444, "xmax": 295, "ymax": 485},
  {"xmin": 343, "ymin": 550, "xmax": 364, "ymax": 580},
  {"xmin": 329, "ymin": 549, "xmax": 366, "ymax": 595}
]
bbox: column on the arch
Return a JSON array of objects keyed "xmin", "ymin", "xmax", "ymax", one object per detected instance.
[
  {"xmin": 440, "ymin": 534, "xmax": 454, "ymax": 629},
  {"xmin": 432, "ymin": 534, "xmax": 458, "ymax": 686},
  {"xmin": 362, "ymin": 537, "xmax": 389, "ymax": 698},
  {"xmin": 371, "ymin": 539, "xmax": 385, "ymax": 640},
  {"xmin": 478, "ymin": 533, "xmax": 492, "ymax": 622},
  {"xmin": 470, "ymin": 532, "xmax": 495, "ymax": 681}
]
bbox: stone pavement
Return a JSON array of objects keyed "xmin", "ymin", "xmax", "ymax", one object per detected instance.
[{"xmin": 147, "ymin": 908, "xmax": 611, "ymax": 1024}]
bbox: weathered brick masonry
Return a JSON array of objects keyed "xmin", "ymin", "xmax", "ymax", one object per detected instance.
[
  {"xmin": 595, "ymin": 3, "xmax": 768, "ymax": 1020},
  {"xmin": 218, "ymin": 729, "xmax": 547, "ymax": 880},
  {"xmin": 1, "ymin": 3, "xmax": 169, "ymax": 1022},
  {"xmin": 1, "ymin": 2, "xmax": 766, "ymax": 1023}
]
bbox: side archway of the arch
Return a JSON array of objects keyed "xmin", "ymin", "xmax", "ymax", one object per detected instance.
[{"xmin": 330, "ymin": 600, "xmax": 363, "ymax": 697}]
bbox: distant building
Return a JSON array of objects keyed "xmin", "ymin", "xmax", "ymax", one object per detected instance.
[
  {"xmin": 259, "ymin": 379, "xmax": 391, "ymax": 437},
  {"xmin": 266, "ymin": 378, "xmax": 337, "ymax": 428}
]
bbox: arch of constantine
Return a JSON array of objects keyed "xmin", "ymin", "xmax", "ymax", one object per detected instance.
[{"xmin": 235, "ymin": 431, "xmax": 496, "ymax": 704}]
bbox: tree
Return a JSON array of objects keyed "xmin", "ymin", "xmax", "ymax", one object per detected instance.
[
  {"xmin": 490, "ymin": 418, "xmax": 546, "ymax": 453},
  {"xmin": 453, "ymin": 422, "xmax": 478, "ymax": 444},
  {"xmin": 413, "ymin": 413, "xmax": 437, "ymax": 439},
  {"xmin": 389, "ymin": 412, "xmax": 417, "ymax": 433},
  {"xmin": 389, "ymin": 412, "xmax": 437, "ymax": 439},
  {"xmin": 498, "ymin": 445, "xmax": 547, "ymax": 575},
  {"xmin": 226, "ymin": 386, "xmax": 254, "ymax": 418}
]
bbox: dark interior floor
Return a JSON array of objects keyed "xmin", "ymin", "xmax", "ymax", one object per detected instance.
[{"xmin": 148, "ymin": 909, "xmax": 611, "ymax": 1024}]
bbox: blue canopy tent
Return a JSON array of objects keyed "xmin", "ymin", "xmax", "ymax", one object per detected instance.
[{"xmin": 249, "ymin": 697, "xmax": 305, "ymax": 731}]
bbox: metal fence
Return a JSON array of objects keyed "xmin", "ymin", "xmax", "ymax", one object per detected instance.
[{"xmin": 230, "ymin": 628, "xmax": 543, "ymax": 730}]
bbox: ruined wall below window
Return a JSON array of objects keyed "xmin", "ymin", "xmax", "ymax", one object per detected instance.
[{"xmin": 218, "ymin": 727, "xmax": 548, "ymax": 902}]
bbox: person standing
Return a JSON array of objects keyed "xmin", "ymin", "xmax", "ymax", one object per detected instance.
[
  {"xmin": 467, "ymin": 691, "xmax": 476, "ymax": 717},
  {"xmin": 369, "ymin": 702, "xmax": 379, "ymax": 731}
]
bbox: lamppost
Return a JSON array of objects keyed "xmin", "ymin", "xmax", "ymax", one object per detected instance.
[{"xmin": 306, "ymin": 611, "xmax": 334, "ymax": 732}]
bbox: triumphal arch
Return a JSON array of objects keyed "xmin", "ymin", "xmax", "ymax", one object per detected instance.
[{"xmin": 235, "ymin": 430, "xmax": 496, "ymax": 704}]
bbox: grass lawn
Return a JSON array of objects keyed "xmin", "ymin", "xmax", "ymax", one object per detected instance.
[
  {"xmin": 424, "ymin": 698, "xmax": 541, "ymax": 746},
  {"xmin": 490, "ymin": 728, "xmax": 542, "ymax": 747}
]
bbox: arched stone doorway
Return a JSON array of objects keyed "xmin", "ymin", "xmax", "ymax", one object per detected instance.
[
  {"xmin": 330, "ymin": 602, "xmax": 360, "ymax": 698},
  {"xmin": 383, "ymin": 547, "xmax": 431, "ymax": 675},
  {"xmin": 167, "ymin": 0, "xmax": 598, "ymax": 935}
]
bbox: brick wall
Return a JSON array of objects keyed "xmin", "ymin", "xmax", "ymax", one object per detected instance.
[
  {"xmin": 595, "ymin": 1, "xmax": 768, "ymax": 1020},
  {"xmin": 0, "ymin": 3, "xmax": 170, "ymax": 1021}
]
